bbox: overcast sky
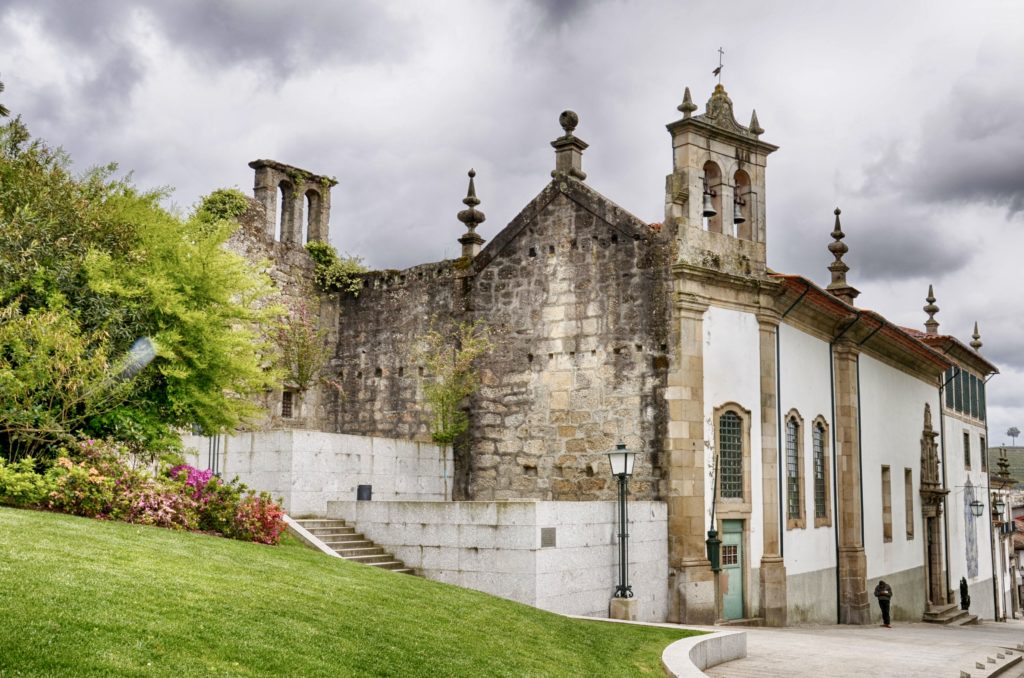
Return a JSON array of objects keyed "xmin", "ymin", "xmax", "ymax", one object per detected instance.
[{"xmin": 2, "ymin": 0, "xmax": 1022, "ymax": 444}]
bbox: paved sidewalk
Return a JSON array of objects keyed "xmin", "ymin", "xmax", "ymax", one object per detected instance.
[{"xmin": 703, "ymin": 619, "xmax": 1024, "ymax": 678}]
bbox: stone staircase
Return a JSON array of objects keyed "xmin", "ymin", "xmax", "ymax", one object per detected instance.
[
  {"xmin": 923, "ymin": 602, "xmax": 979, "ymax": 626},
  {"xmin": 959, "ymin": 644, "xmax": 1024, "ymax": 678},
  {"xmin": 293, "ymin": 518, "xmax": 415, "ymax": 575}
]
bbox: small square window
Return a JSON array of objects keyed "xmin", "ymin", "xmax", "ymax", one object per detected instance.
[{"xmin": 722, "ymin": 544, "xmax": 738, "ymax": 566}]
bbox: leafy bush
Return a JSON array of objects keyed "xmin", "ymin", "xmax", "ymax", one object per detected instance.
[
  {"xmin": 305, "ymin": 241, "xmax": 367, "ymax": 295},
  {"xmin": 45, "ymin": 457, "xmax": 118, "ymax": 518},
  {"xmin": 1, "ymin": 442, "xmax": 286, "ymax": 544},
  {"xmin": 169, "ymin": 464, "xmax": 285, "ymax": 544},
  {"xmin": 232, "ymin": 492, "xmax": 287, "ymax": 545},
  {"xmin": 0, "ymin": 457, "xmax": 53, "ymax": 507}
]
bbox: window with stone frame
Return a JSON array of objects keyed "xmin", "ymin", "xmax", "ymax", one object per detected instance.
[
  {"xmin": 719, "ymin": 411, "xmax": 744, "ymax": 499},
  {"xmin": 281, "ymin": 390, "xmax": 295, "ymax": 419},
  {"xmin": 785, "ymin": 410, "xmax": 805, "ymax": 529},
  {"xmin": 963, "ymin": 431, "xmax": 971, "ymax": 470},
  {"xmin": 904, "ymin": 468, "xmax": 914, "ymax": 540},
  {"xmin": 714, "ymin": 404, "xmax": 753, "ymax": 517},
  {"xmin": 812, "ymin": 417, "xmax": 832, "ymax": 527},
  {"xmin": 881, "ymin": 465, "xmax": 893, "ymax": 542}
]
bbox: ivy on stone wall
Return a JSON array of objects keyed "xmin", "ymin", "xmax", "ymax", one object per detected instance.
[{"xmin": 305, "ymin": 242, "xmax": 367, "ymax": 295}]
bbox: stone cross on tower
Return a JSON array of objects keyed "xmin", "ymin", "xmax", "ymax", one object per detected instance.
[
  {"xmin": 923, "ymin": 285, "xmax": 940, "ymax": 335},
  {"xmin": 826, "ymin": 208, "xmax": 860, "ymax": 304},
  {"xmin": 457, "ymin": 169, "xmax": 486, "ymax": 259}
]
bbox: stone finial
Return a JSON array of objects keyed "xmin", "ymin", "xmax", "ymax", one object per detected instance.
[
  {"xmin": 924, "ymin": 285, "xmax": 940, "ymax": 335},
  {"xmin": 749, "ymin": 109, "xmax": 764, "ymax": 136},
  {"xmin": 826, "ymin": 207, "xmax": 860, "ymax": 303},
  {"xmin": 677, "ymin": 87, "xmax": 697, "ymax": 118},
  {"xmin": 551, "ymin": 110, "xmax": 588, "ymax": 181},
  {"xmin": 971, "ymin": 321, "xmax": 983, "ymax": 352},
  {"xmin": 457, "ymin": 169, "xmax": 485, "ymax": 258}
]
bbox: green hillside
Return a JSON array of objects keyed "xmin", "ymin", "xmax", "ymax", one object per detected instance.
[{"xmin": 0, "ymin": 508, "xmax": 691, "ymax": 677}]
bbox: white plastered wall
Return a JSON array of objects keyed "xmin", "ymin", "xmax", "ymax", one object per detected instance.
[
  {"xmin": 777, "ymin": 323, "xmax": 836, "ymax": 575},
  {"xmin": 858, "ymin": 354, "xmax": 940, "ymax": 579},
  {"xmin": 702, "ymin": 306, "xmax": 764, "ymax": 565},
  {"xmin": 943, "ymin": 413, "xmax": 996, "ymax": 619}
]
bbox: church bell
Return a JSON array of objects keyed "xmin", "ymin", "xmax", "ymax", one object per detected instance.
[
  {"xmin": 702, "ymin": 180, "xmax": 717, "ymax": 218},
  {"xmin": 733, "ymin": 196, "xmax": 746, "ymax": 225}
]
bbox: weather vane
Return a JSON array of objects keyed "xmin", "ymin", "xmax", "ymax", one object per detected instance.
[{"xmin": 712, "ymin": 47, "xmax": 724, "ymax": 84}]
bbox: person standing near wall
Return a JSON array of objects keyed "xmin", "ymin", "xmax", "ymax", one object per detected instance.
[{"xmin": 874, "ymin": 580, "xmax": 893, "ymax": 627}]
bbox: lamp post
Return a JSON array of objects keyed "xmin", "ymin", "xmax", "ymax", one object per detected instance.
[
  {"xmin": 608, "ymin": 443, "xmax": 637, "ymax": 600},
  {"xmin": 971, "ymin": 499, "xmax": 985, "ymax": 518}
]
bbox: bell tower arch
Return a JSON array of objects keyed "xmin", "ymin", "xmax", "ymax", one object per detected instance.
[{"xmin": 665, "ymin": 85, "xmax": 777, "ymax": 277}]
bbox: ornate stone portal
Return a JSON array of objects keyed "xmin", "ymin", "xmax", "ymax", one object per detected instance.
[{"xmin": 919, "ymin": 403, "xmax": 949, "ymax": 608}]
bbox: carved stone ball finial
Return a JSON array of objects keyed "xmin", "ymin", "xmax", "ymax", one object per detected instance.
[
  {"xmin": 971, "ymin": 321, "xmax": 983, "ymax": 352},
  {"xmin": 559, "ymin": 110, "xmax": 579, "ymax": 136},
  {"xmin": 551, "ymin": 110, "xmax": 588, "ymax": 182},
  {"xmin": 924, "ymin": 284, "xmax": 940, "ymax": 335},
  {"xmin": 677, "ymin": 87, "xmax": 698, "ymax": 118},
  {"xmin": 457, "ymin": 168, "xmax": 485, "ymax": 231}
]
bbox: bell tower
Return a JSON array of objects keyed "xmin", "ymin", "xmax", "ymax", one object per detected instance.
[{"xmin": 665, "ymin": 85, "xmax": 778, "ymax": 277}]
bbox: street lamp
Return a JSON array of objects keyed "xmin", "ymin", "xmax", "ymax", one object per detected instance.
[
  {"xmin": 970, "ymin": 499, "xmax": 985, "ymax": 517},
  {"xmin": 994, "ymin": 496, "xmax": 1007, "ymax": 518},
  {"xmin": 608, "ymin": 443, "xmax": 637, "ymax": 599}
]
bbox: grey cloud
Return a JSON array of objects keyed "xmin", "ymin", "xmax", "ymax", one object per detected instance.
[
  {"xmin": 894, "ymin": 81, "xmax": 1024, "ymax": 214},
  {"xmin": 0, "ymin": 0, "xmax": 414, "ymax": 79},
  {"xmin": 525, "ymin": 0, "xmax": 596, "ymax": 27},
  {"xmin": 771, "ymin": 198, "xmax": 976, "ymax": 285}
]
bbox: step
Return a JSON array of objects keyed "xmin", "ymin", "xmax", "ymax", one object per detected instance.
[
  {"xmin": 296, "ymin": 519, "xmax": 347, "ymax": 528},
  {"xmin": 951, "ymin": 614, "xmax": 980, "ymax": 627},
  {"xmin": 306, "ymin": 528, "xmax": 357, "ymax": 538},
  {"xmin": 323, "ymin": 540, "xmax": 373, "ymax": 551},
  {"xmin": 334, "ymin": 546, "xmax": 385, "ymax": 558},
  {"xmin": 369, "ymin": 560, "xmax": 409, "ymax": 571},
  {"xmin": 343, "ymin": 553, "xmax": 397, "ymax": 565}
]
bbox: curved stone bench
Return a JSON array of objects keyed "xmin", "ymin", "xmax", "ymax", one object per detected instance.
[{"xmin": 661, "ymin": 628, "xmax": 746, "ymax": 677}]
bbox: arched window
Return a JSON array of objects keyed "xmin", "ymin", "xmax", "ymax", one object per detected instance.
[
  {"xmin": 277, "ymin": 180, "xmax": 294, "ymax": 242},
  {"xmin": 702, "ymin": 161, "xmax": 723, "ymax": 234},
  {"xmin": 812, "ymin": 418, "xmax": 831, "ymax": 526},
  {"xmin": 720, "ymin": 411, "xmax": 743, "ymax": 499},
  {"xmin": 786, "ymin": 411, "xmax": 805, "ymax": 529},
  {"xmin": 733, "ymin": 169, "xmax": 752, "ymax": 240},
  {"xmin": 305, "ymin": 189, "xmax": 321, "ymax": 243}
]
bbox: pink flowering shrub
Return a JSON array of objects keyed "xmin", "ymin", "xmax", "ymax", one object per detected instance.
[
  {"xmin": 232, "ymin": 492, "xmax": 287, "ymax": 545},
  {"xmin": 10, "ymin": 441, "xmax": 286, "ymax": 545}
]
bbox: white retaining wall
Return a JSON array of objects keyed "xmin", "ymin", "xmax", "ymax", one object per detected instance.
[
  {"xmin": 181, "ymin": 430, "xmax": 450, "ymax": 517},
  {"xmin": 327, "ymin": 499, "xmax": 669, "ymax": 622}
]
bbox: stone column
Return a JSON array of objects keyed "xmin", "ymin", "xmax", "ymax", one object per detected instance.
[
  {"xmin": 666, "ymin": 299, "xmax": 715, "ymax": 624},
  {"xmin": 252, "ymin": 166, "xmax": 279, "ymax": 240},
  {"xmin": 757, "ymin": 312, "xmax": 787, "ymax": 626},
  {"xmin": 833, "ymin": 338, "xmax": 870, "ymax": 624}
]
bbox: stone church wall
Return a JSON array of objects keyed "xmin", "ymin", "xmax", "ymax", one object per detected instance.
[{"xmin": 465, "ymin": 189, "xmax": 673, "ymax": 501}]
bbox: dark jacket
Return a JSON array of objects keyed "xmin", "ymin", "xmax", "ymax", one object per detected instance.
[{"xmin": 874, "ymin": 581, "xmax": 893, "ymax": 600}]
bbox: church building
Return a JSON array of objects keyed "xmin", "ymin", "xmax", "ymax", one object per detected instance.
[{"xmin": 223, "ymin": 84, "xmax": 1000, "ymax": 627}]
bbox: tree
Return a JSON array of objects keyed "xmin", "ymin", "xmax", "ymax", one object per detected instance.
[
  {"xmin": 0, "ymin": 116, "xmax": 278, "ymax": 459},
  {"xmin": 1009, "ymin": 427, "xmax": 1020, "ymax": 447},
  {"xmin": 418, "ymin": 320, "xmax": 492, "ymax": 500},
  {"xmin": 0, "ymin": 77, "xmax": 9, "ymax": 118}
]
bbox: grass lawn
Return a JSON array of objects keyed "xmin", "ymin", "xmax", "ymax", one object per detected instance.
[{"xmin": 0, "ymin": 507, "xmax": 696, "ymax": 677}]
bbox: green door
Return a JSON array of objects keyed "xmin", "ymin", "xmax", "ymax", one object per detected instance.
[{"xmin": 722, "ymin": 520, "xmax": 744, "ymax": 620}]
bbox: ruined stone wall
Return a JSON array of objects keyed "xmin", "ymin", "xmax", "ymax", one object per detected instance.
[
  {"xmin": 465, "ymin": 185, "xmax": 674, "ymax": 501},
  {"xmin": 225, "ymin": 198, "xmax": 339, "ymax": 431},
  {"xmin": 332, "ymin": 262, "xmax": 459, "ymax": 440}
]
